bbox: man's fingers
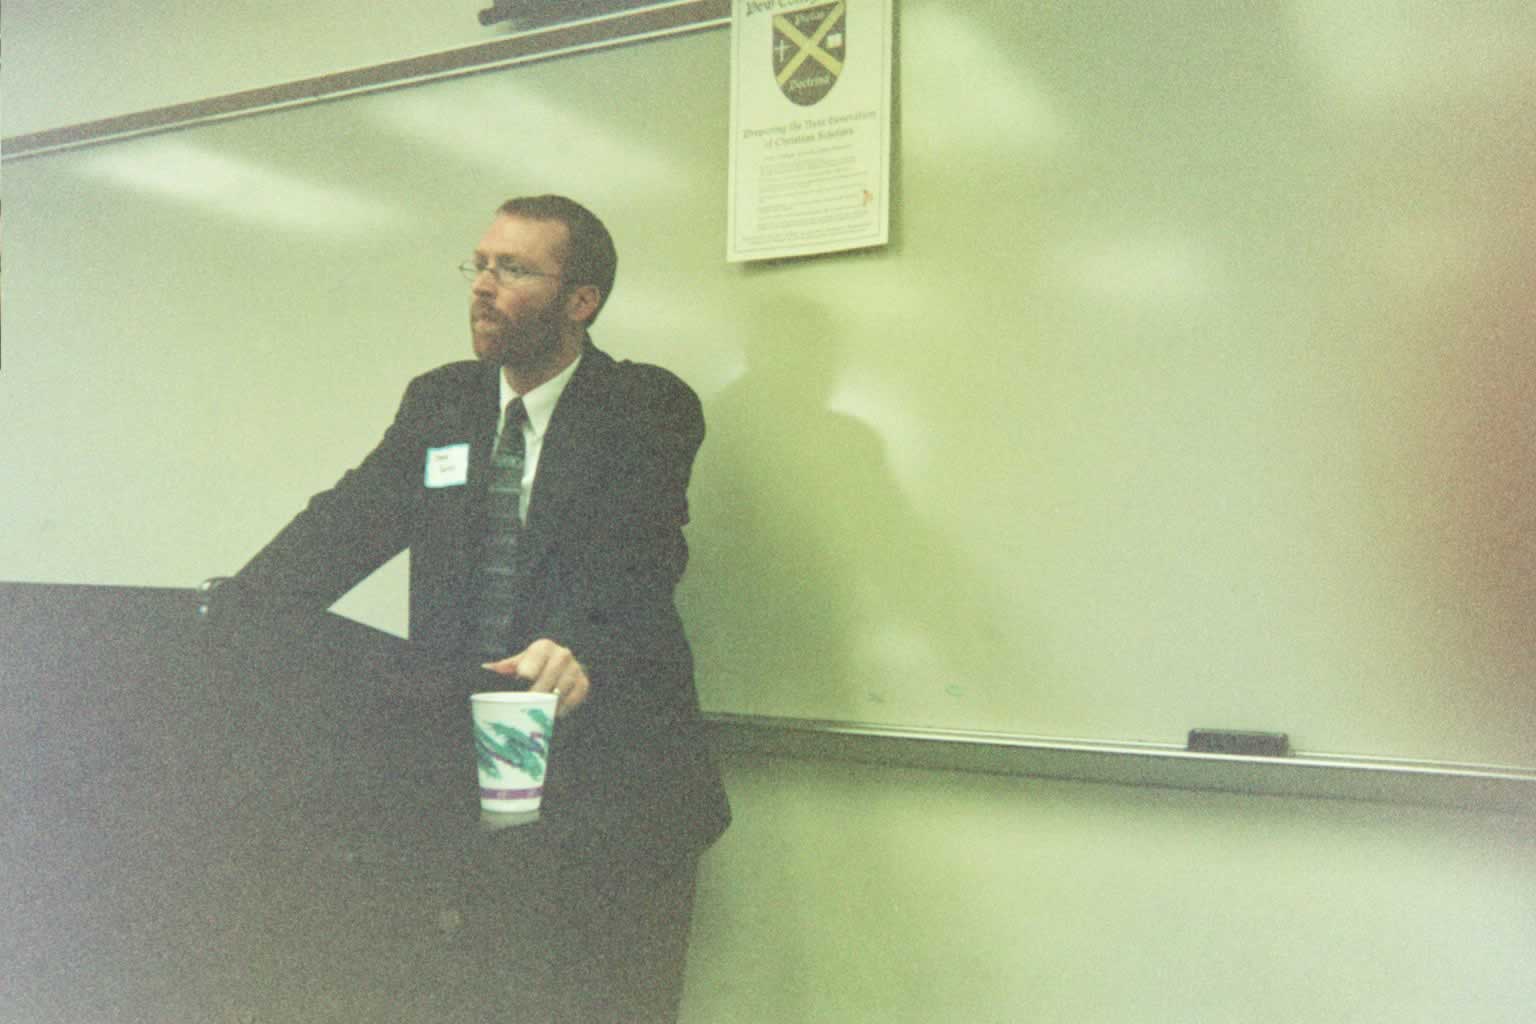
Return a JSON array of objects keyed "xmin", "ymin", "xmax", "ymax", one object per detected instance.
[
  {"xmin": 550, "ymin": 660, "xmax": 589, "ymax": 715},
  {"xmin": 497, "ymin": 639, "xmax": 588, "ymax": 716},
  {"xmin": 518, "ymin": 640, "xmax": 565, "ymax": 691},
  {"xmin": 479, "ymin": 656, "xmax": 526, "ymax": 687}
]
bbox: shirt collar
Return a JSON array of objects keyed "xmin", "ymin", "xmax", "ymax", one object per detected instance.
[{"xmin": 499, "ymin": 353, "xmax": 581, "ymax": 440}]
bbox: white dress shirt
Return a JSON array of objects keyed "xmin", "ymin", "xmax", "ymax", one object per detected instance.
[{"xmin": 496, "ymin": 354, "xmax": 581, "ymax": 524}]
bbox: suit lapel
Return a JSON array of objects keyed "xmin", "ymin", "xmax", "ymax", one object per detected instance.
[
  {"xmin": 519, "ymin": 345, "xmax": 614, "ymax": 571},
  {"xmin": 465, "ymin": 362, "xmax": 503, "ymax": 503},
  {"xmin": 450, "ymin": 363, "xmax": 502, "ymax": 599}
]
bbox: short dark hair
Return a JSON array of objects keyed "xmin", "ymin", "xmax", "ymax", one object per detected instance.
[{"xmin": 496, "ymin": 195, "xmax": 617, "ymax": 323}]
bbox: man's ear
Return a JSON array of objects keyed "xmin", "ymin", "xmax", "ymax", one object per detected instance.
[{"xmin": 566, "ymin": 284, "xmax": 602, "ymax": 324}]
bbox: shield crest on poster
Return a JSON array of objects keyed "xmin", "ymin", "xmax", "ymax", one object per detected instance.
[{"xmin": 772, "ymin": 2, "xmax": 846, "ymax": 107}]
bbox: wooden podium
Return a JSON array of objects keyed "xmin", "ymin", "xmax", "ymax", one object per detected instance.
[{"xmin": 2, "ymin": 583, "xmax": 693, "ymax": 1023}]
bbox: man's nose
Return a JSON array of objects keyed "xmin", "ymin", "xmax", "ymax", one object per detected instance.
[{"xmin": 471, "ymin": 270, "xmax": 498, "ymax": 297}]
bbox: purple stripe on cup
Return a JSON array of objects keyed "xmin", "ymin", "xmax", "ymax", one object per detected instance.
[{"xmin": 480, "ymin": 786, "xmax": 543, "ymax": 800}]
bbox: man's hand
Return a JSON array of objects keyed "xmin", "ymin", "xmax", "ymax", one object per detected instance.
[{"xmin": 481, "ymin": 638, "xmax": 590, "ymax": 717}]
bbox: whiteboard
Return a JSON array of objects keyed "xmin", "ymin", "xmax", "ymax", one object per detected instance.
[{"xmin": 4, "ymin": 3, "xmax": 1534, "ymax": 766}]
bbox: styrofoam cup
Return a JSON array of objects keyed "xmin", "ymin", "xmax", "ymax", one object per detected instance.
[{"xmin": 469, "ymin": 692, "xmax": 558, "ymax": 814}]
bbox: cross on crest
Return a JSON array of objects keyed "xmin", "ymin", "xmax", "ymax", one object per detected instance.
[{"xmin": 771, "ymin": 2, "xmax": 846, "ymax": 107}]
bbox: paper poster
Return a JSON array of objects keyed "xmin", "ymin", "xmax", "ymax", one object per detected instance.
[{"xmin": 727, "ymin": 0, "xmax": 893, "ymax": 262}]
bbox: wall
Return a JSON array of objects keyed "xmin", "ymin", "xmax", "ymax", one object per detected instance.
[
  {"xmin": 5, "ymin": 3, "xmax": 1535, "ymax": 1021},
  {"xmin": 3, "ymin": 0, "xmax": 522, "ymax": 137},
  {"xmin": 6, "ymin": 1, "xmax": 1536, "ymax": 764},
  {"xmin": 685, "ymin": 755, "xmax": 1535, "ymax": 1022}
]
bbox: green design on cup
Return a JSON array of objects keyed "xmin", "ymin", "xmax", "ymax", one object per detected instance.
[{"xmin": 474, "ymin": 708, "xmax": 553, "ymax": 781}]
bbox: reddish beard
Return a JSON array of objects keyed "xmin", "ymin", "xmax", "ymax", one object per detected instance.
[{"xmin": 471, "ymin": 297, "xmax": 563, "ymax": 369}]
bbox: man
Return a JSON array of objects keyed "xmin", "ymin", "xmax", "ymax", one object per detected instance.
[{"xmin": 221, "ymin": 195, "xmax": 729, "ymax": 1022}]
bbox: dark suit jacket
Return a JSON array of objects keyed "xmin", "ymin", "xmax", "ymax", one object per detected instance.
[{"xmin": 225, "ymin": 342, "xmax": 730, "ymax": 866}]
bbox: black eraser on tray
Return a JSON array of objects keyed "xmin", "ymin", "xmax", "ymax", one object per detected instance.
[{"xmin": 1187, "ymin": 729, "xmax": 1291, "ymax": 757}]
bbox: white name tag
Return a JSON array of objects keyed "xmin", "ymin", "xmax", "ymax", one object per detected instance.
[{"xmin": 424, "ymin": 443, "xmax": 470, "ymax": 488}]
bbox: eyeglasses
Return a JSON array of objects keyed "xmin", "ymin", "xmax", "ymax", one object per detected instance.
[{"xmin": 459, "ymin": 256, "xmax": 562, "ymax": 288}]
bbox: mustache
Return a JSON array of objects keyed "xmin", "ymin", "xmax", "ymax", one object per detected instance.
[{"xmin": 471, "ymin": 300, "xmax": 505, "ymax": 322}]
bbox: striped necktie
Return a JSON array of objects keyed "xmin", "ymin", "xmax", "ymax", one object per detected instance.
[{"xmin": 472, "ymin": 398, "xmax": 527, "ymax": 660}]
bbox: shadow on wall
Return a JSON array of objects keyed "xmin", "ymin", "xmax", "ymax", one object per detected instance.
[{"xmin": 682, "ymin": 288, "xmax": 1010, "ymax": 724}]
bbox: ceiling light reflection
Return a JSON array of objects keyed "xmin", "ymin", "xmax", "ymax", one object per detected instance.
[
  {"xmin": 903, "ymin": 6, "xmax": 1065, "ymax": 155},
  {"xmin": 367, "ymin": 89, "xmax": 682, "ymax": 195},
  {"xmin": 1290, "ymin": 1, "xmax": 1536, "ymax": 104},
  {"xmin": 75, "ymin": 138, "xmax": 410, "ymax": 235}
]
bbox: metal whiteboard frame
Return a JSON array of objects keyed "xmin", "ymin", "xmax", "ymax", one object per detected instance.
[
  {"xmin": 2, "ymin": 0, "xmax": 732, "ymax": 161},
  {"xmin": 6, "ymin": 0, "xmax": 1532, "ymax": 813},
  {"xmin": 704, "ymin": 714, "xmax": 1536, "ymax": 815}
]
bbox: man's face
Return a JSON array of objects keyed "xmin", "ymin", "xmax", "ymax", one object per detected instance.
[{"xmin": 468, "ymin": 215, "xmax": 572, "ymax": 371}]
